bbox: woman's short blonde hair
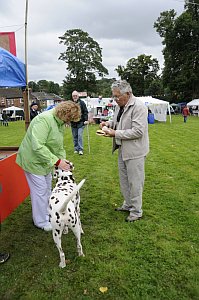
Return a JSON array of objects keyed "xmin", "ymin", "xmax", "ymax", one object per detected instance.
[{"xmin": 55, "ymin": 101, "xmax": 81, "ymax": 123}]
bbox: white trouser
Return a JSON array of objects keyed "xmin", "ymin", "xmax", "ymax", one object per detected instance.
[
  {"xmin": 25, "ymin": 171, "xmax": 52, "ymax": 228},
  {"xmin": 118, "ymin": 150, "xmax": 145, "ymax": 217}
]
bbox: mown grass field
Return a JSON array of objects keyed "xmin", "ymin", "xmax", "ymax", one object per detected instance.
[{"xmin": 0, "ymin": 115, "xmax": 199, "ymax": 300}]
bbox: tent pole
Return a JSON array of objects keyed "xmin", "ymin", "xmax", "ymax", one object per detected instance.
[
  {"xmin": 24, "ymin": 0, "xmax": 30, "ymax": 131},
  {"xmin": 168, "ymin": 103, "xmax": 172, "ymax": 123}
]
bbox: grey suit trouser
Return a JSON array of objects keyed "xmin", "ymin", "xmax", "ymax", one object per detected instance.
[{"xmin": 118, "ymin": 149, "xmax": 145, "ymax": 217}]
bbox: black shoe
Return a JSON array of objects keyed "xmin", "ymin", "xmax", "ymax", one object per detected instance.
[{"xmin": 0, "ymin": 253, "xmax": 10, "ymax": 264}]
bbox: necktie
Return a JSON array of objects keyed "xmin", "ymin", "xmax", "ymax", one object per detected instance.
[{"xmin": 117, "ymin": 106, "xmax": 124, "ymax": 122}]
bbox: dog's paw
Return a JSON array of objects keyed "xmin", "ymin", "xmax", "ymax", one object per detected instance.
[
  {"xmin": 63, "ymin": 228, "xmax": 68, "ymax": 235},
  {"xmin": 59, "ymin": 261, "xmax": 66, "ymax": 268}
]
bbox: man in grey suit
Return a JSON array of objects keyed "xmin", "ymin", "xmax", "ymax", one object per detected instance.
[{"xmin": 100, "ymin": 80, "xmax": 149, "ymax": 222}]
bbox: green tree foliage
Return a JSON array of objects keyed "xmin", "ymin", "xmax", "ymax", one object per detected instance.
[
  {"xmin": 95, "ymin": 78, "xmax": 116, "ymax": 98},
  {"xmin": 154, "ymin": 1, "xmax": 199, "ymax": 101},
  {"xmin": 115, "ymin": 54, "xmax": 162, "ymax": 96},
  {"xmin": 28, "ymin": 81, "xmax": 39, "ymax": 92},
  {"xmin": 28, "ymin": 80, "xmax": 61, "ymax": 95},
  {"xmin": 59, "ymin": 29, "xmax": 108, "ymax": 99},
  {"xmin": 48, "ymin": 81, "xmax": 60, "ymax": 95}
]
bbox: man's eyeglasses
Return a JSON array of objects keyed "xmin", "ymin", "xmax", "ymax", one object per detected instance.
[{"xmin": 112, "ymin": 95, "xmax": 123, "ymax": 101}]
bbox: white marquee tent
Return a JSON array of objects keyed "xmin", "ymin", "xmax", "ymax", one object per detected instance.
[
  {"xmin": 83, "ymin": 96, "xmax": 171, "ymax": 123},
  {"xmin": 137, "ymin": 96, "xmax": 171, "ymax": 122},
  {"xmin": 82, "ymin": 97, "xmax": 116, "ymax": 115},
  {"xmin": 3, "ymin": 106, "xmax": 24, "ymax": 117},
  {"xmin": 187, "ymin": 99, "xmax": 199, "ymax": 116},
  {"xmin": 187, "ymin": 99, "xmax": 199, "ymax": 107},
  {"xmin": 83, "ymin": 97, "xmax": 115, "ymax": 108}
]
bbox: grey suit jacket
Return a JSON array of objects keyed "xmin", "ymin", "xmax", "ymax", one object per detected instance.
[{"xmin": 110, "ymin": 96, "xmax": 149, "ymax": 160}]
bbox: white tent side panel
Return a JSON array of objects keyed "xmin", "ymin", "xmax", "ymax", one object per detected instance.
[
  {"xmin": 137, "ymin": 97, "xmax": 170, "ymax": 122},
  {"xmin": 148, "ymin": 103, "xmax": 168, "ymax": 122}
]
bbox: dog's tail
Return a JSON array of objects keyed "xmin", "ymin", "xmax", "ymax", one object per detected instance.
[{"xmin": 59, "ymin": 179, "xmax": 86, "ymax": 213}]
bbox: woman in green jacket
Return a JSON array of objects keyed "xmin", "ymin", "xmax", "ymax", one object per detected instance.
[{"xmin": 16, "ymin": 101, "xmax": 80, "ymax": 231}]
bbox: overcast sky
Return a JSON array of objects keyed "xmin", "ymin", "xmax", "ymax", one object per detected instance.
[{"xmin": 0, "ymin": 0, "xmax": 184, "ymax": 85}]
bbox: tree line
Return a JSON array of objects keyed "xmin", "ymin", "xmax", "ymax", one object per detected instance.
[{"xmin": 29, "ymin": 0, "xmax": 199, "ymax": 102}]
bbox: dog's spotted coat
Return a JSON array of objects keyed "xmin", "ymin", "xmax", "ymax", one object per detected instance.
[{"xmin": 49, "ymin": 164, "xmax": 85, "ymax": 268}]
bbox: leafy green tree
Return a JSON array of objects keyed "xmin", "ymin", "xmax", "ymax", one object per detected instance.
[
  {"xmin": 48, "ymin": 81, "xmax": 60, "ymax": 95},
  {"xmin": 61, "ymin": 75, "xmax": 97, "ymax": 100},
  {"xmin": 59, "ymin": 29, "xmax": 108, "ymax": 98},
  {"xmin": 28, "ymin": 81, "xmax": 39, "ymax": 92},
  {"xmin": 95, "ymin": 78, "xmax": 116, "ymax": 98},
  {"xmin": 28, "ymin": 80, "xmax": 61, "ymax": 95},
  {"xmin": 145, "ymin": 78, "xmax": 163, "ymax": 98},
  {"xmin": 37, "ymin": 80, "xmax": 49, "ymax": 92},
  {"xmin": 154, "ymin": 1, "xmax": 199, "ymax": 101},
  {"xmin": 115, "ymin": 54, "xmax": 161, "ymax": 96}
]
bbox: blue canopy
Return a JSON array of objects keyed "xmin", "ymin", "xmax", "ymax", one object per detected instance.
[{"xmin": 0, "ymin": 47, "xmax": 26, "ymax": 87}]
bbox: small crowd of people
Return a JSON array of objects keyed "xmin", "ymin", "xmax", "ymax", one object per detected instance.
[
  {"xmin": 14, "ymin": 81, "xmax": 149, "ymax": 230},
  {"xmin": 2, "ymin": 80, "xmax": 150, "ymax": 262}
]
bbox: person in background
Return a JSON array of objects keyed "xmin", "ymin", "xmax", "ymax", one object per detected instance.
[
  {"xmin": 0, "ymin": 253, "xmax": 10, "ymax": 264},
  {"xmin": 108, "ymin": 108, "xmax": 114, "ymax": 120},
  {"xmin": 182, "ymin": 105, "xmax": 190, "ymax": 123},
  {"xmin": 71, "ymin": 91, "xmax": 88, "ymax": 155},
  {"xmin": 103, "ymin": 108, "xmax": 108, "ymax": 116},
  {"xmin": 2, "ymin": 111, "xmax": 9, "ymax": 126},
  {"xmin": 30, "ymin": 102, "xmax": 39, "ymax": 121},
  {"xmin": 16, "ymin": 101, "xmax": 81, "ymax": 231},
  {"xmin": 189, "ymin": 106, "xmax": 193, "ymax": 116},
  {"xmin": 100, "ymin": 80, "xmax": 149, "ymax": 222},
  {"xmin": 97, "ymin": 109, "xmax": 102, "ymax": 116}
]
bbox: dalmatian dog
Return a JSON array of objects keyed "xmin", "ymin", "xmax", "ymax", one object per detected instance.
[{"xmin": 49, "ymin": 163, "xmax": 85, "ymax": 268}]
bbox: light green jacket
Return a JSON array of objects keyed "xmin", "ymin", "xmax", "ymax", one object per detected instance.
[{"xmin": 16, "ymin": 109, "xmax": 66, "ymax": 175}]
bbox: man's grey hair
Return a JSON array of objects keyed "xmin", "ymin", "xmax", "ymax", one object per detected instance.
[{"xmin": 111, "ymin": 80, "xmax": 132, "ymax": 94}]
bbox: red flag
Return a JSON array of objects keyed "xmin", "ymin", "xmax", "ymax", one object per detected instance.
[
  {"xmin": 0, "ymin": 153, "xmax": 30, "ymax": 223},
  {"xmin": 0, "ymin": 32, "xmax": 16, "ymax": 56}
]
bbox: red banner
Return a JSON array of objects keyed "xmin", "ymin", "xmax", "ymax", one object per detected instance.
[
  {"xmin": 0, "ymin": 153, "xmax": 30, "ymax": 223},
  {"xmin": 0, "ymin": 32, "xmax": 16, "ymax": 56}
]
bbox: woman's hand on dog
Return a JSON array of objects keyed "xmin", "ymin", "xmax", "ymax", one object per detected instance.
[{"xmin": 58, "ymin": 159, "xmax": 71, "ymax": 171}]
